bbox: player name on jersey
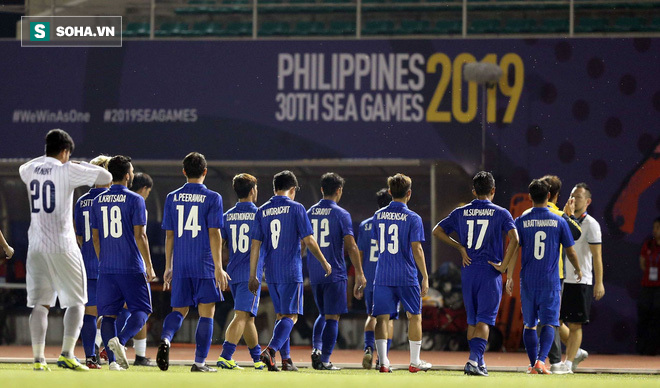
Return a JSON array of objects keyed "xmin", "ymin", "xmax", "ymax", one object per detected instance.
[
  {"xmin": 463, "ymin": 208, "xmax": 495, "ymax": 217},
  {"xmin": 263, "ymin": 206, "xmax": 290, "ymax": 217},
  {"xmin": 33, "ymin": 166, "xmax": 52, "ymax": 175},
  {"xmin": 173, "ymin": 193, "xmax": 207, "ymax": 203},
  {"xmin": 377, "ymin": 211, "xmax": 408, "ymax": 221},
  {"xmin": 79, "ymin": 199, "xmax": 95, "ymax": 207},
  {"xmin": 310, "ymin": 208, "xmax": 332, "ymax": 216},
  {"xmin": 522, "ymin": 219, "xmax": 559, "ymax": 228},
  {"xmin": 226, "ymin": 212, "xmax": 255, "ymax": 221},
  {"xmin": 97, "ymin": 194, "xmax": 127, "ymax": 203}
]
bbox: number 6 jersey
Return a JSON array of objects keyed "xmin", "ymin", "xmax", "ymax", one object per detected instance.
[{"xmin": 162, "ymin": 183, "xmax": 224, "ymax": 279}]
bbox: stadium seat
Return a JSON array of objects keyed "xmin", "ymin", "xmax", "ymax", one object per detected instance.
[
  {"xmin": 468, "ymin": 19, "xmax": 501, "ymax": 34},
  {"xmin": 397, "ymin": 20, "xmax": 431, "ymax": 35},
  {"xmin": 293, "ymin": 21, "xmax": 326, "ymax": 36},
  {"xmin": 641, "ymin": 17, "xmax": 660, "ymax": 32},
  {"xmin": 123, "ymin": 22, "xmax": 150, "ymax": 38},
  {"xmin": 433, "ymin": 20, "xmax": 462, "ymax": 35},
  {"xmin": 537, "ymin": 18, "xmax": 569, "ymax": 33},
  {"xmin": 327, "ymin": 21, "xmax": 356, "ymax": 36},
  {"xmin": 259, "ymin": 22, "xmax": 291, "ymax": 36},
  {"xmin": 225, "ymin": 22, "xmax": 252, "ymax": 36},
  {"xmin": 503, "ymin": 19, "xmax": 536, "ymax": 34},
  {"xmin": 155, "ymin": 22, "xmax": 190, "ymax": 37},
  {"xmin": 611, "ymin": 17, "xmax": 645, "ymax": 32},
  {"xmin": 362, "ymin": 20, "xmax": 395, "ymax": 35},
  {"xmin": 190, "ymin": 22, "xmax": 225, "ymax": 36},
  {"xmin": 575, "ymin": 17, "xmax": 608, "ymax": 33}
]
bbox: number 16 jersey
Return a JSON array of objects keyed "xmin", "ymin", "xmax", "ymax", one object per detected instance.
[
  {"xmin": 371, "ymin": 201, "xmax": 425, "ymax": 287},
  {"xmin": 221, "ymin": 201, "xmax": 263, "ymax": 284},
  {"xmin": 162, "ymin": 183, "xmax": 224, "ymax": 279}
]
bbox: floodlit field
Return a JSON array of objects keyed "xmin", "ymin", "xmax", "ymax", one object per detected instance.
[{"xmin": 1, "ymin": 364, "xmax": 658, "ymax": 388}]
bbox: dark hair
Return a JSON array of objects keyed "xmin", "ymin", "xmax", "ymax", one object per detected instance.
[
  {"xmin": 183, "ymin": 152, "xmax": 207, "ymax": 179},
  {"xmin": 233, "ymin": 173, "xmax": 257, "ymax": 199},
  {"xmin": 108, "ymin": 155, "xmax": 132, "ymax": 182},
  {"xmin": 321, "ymin": 172, "xmax": 345, "ymax": 197},
  {"xmin": 376, "ymin": 188, "xmax": 392, "ymax": 208},
  {"xmin": 529, "ymin": 179, "xmax": 550, "ymax": 204},
  {"xmin": 541, "ymin": 175, "xmax": 562, "ymax": 201},
  {"xmin": 131, "ymin": 173, "xmax": 153, "ymax": 193},
  {"xmin": 387, "ymin": 173, "xmax": 412, "ymax": 199},
  {"xmin": 273, "ymin": 170, "xmax": 299, "ymax": 192},
  {"xmin": 473, "ymin": 171, "xmax": 495, "ymax": 196},
  {"xmin": 45, "ymin": 129, "xmax": 75, "ymax": 157},
  {"xmin": 575, "ymin": 182, "xmax": 592, "ymax": 198}
]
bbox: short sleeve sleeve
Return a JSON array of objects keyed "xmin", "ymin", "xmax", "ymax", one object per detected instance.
[
  {"xmin": 68, "ymin": 162, "xmax": 104, "ymax": 189},
  {"xmin": 252, "ymin": 209, "xmax": 264, "ymax": 242},
  {"xmin": 90, "ymin": 201, "xmax": 99, "ymax": 230},
  {"xmin": 132, "ymin": 197, "xmax": 147, "ymax": 227},
  {"xmin": 515, "ymin": 217, "xmax": 523, "ymax": 247},
  {"xmin": 207, "ymin": 193, "xmax": 223, "ymax": 229},
  {"xmin": 587, "ymin": 218, "xmax": 602, "ymax": 244},
  {"xmin": 220, "ymin": 216, "xmax": 228, "ymax": 240},
  {"xmin": 501, "ymin": 209, "xmax": 516, "ymax": 233},
  {"xmin": 296, "ymin": 204, "xmax": 313, "ymax": 239},
  {"xmin": 559, "ymin": 218, "xmax": 575, "ymax": 248},
  {"xmin": 74, "ymin": 199, "xmax": 84, "ymax": 237},
  {"xmin": 162, "ymin": 195, "xmax": 174, "ymax": 231},
  {"xmin": 357, "ymin": 223, "xmax": 369, "ymax": 253},
  {"xmin": 339, "ymin": 210, "xmax": 354, "ymax": 237},
  {"xmin": 411, "ymin": 214, "xmax": 425, "ymax": 243},
  {"xmin": 437, "ymin": 210, "xmax": 458, "ymax": 235}
]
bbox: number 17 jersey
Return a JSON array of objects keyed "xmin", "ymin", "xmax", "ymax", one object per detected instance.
[{"xmin": 162, "ymin": 183, "xmax": 223, "ymax": 279}]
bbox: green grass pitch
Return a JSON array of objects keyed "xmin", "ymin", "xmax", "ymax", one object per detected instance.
[{"xmin": 1, "ymin": 364, "xmax": 658, "ymax": 388}]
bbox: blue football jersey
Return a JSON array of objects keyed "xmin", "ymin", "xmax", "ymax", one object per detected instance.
[
  {"xmin": 371, "ymin": 201, "xmax": 425, "ymax": 286},
  {"xmin": 253, "ymin": 195, "xmax": 313, "ymax": 284},
  {"xmin": 516, "ymin": 207, "xmax": 575, "ymax": 291},
  {"xmin": 162, "ymin": 183, "xmax": 223, "ymax": 279},
  {"xmin": 437, "ymin": 199, "xmax": 516, "ymax": 267},
  {"xmin": 357, "ymin": 217, "xmax": 379, "ymax": 287},
  {"xmin": 74, "ymin": 187, "xmax": 108, "ymax": 279},
  {"xmin": 90, "ymin": 185, "xmax": 147, "ymax": 274},
  {"xmin": 221, "ymin": 201, "xmax": 263, "ymax": 284},
  {"xmin": 306, "ymin": 199, "xmax": 353, "ymax": 284}
]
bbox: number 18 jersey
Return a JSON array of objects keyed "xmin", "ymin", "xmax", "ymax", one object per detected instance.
[
  {"xmin": 221, "ymin": 201, "xmax": 263, "ymax": 284},
  {"xmin": 162, "ymin": 183, "xmax": 224, "ymax": 279},
  {"xmin": 371, "ymin": 201, "xmax": 425, "ymax": 286}
]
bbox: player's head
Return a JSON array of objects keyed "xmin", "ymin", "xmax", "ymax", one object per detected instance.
[
  {"xmin": 90, "ymin": 155, "xmax": 111, "ymax": 170},
  {"xmin": 45, "ymin": 129, "xmax": 75, "ymax": 161},
  {"xmin": 376, "ymin": 188, "xmax": 392, "ymax": 208},
  {"xmin": 108, "ymin": 155, "xmax": 134, "ymax": 188},
  {"xmin": 541, "ymin": 175, "xmax": 562, "ymax": 203},
  {"xmin": 570, "ymin": 182, "xmax": 592, "ymax": 214},
  {"xmin": 653, "ymin": 216, "xmax": 660, "ymax": 241},
  {"xmin": 529, "ymin": 178, "xmax": 551, "ymax": 205},
  {"xmin": 472, "ymin": 171, "xmax": 495, "ymax": 198},
  {"xmin": 182, "ymin": 152, "xmax": 207, "ymax": 180},
  {"xmin": 321, "ymin": 172, "xmax": 344, "ymax": 200},
  {"xmin": 273, "ymin": 170, "xmax": 299, "ymax": 199},
  {"xmin": 388, "ymin": 173, "xmax": 412, "ymax": 201},
  {"xmin": 131, "ymin": 172, "xmax": 153, "ymax": 200},
  {"xmin": 233, "ymin": 173, "xmax": 258, "ymax": 202}
]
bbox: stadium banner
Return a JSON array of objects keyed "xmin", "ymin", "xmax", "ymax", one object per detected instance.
[{"xmin": 1, "ymin": 38, "xmax": 659, "ymax": 353}]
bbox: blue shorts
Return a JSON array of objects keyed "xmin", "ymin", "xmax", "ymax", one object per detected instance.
[
  {"xmin": 312, "ymin": 280, "xmax": 348, "ymax": 316},
  {"xmin": 171, "ymin": 277, "xmax": 223, "ymax": 308},
  {"xmin": 364, "ymin": 284, "xmax": 374, "ymax": 315},
  {"xmin": 268, "ymin": 282, "xmax": 303, "ymax": 315},
  {"xmin": 462, "ymin": 265, "xmax": 503, "ymax": 326},
  {"xmin": 230, "ymin": 282, "xmax": 260, "ymax": 317},
  {"xmin": 97, "ymin": 273, "xmax": 152, "ymax": 316},
  {"xmin": 372, "ymin": 284, "xmax": 421, "ymax": 316},
  {"xmin": 86, "ymin": 279, "xmax": 97, "ymax": 307},
  {"xmin": 521, "ymin": 287, "xmax": 561, "ymax": 327}
]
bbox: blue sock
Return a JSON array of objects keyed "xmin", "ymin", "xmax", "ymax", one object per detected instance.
[
  {"xmin": 249, "ymin": 345, "xmax": 262, "ymax": 362},
  {"xmin": 387, "ymin": 339, "xmax": 392, "ymax": 354},
  {"xmin": 364, "ymin": 331, "xmax": 375, "ymax": 351},
  {"xmin": 312, "ymin": 315, "xmax": 326, "ymax": 350},
  {"xmin": 280, "ymin": 338, "xmax": 291, "ymax": 360},
  {"xmin": 321, "ymin": 319, "xmax": 338, "ymax": 363},
  {"xmin": 469, "ymin": 338, "xmax": 488, "ymax": 365},
  {"xmin": 537, "ymin": 325, "xmax": 555, "ymax": 363},
  {"xmin": 523, "ymin": 328, "xmax": 539, "ymax": 366},
  {"xmin": 100, "ymin": 317, "xmax": 117, "ymax": 363},
  {"xmin": 195, "ymin": 317, "xmax": 213, "ymax": 364},
  {"xmin": 116, "ymin": 308, "xmax": 130, "ymax": 333},
  {"xmin": 268, "ymin": 317, "xmax": 294, "ymax": 351},
  {"xmin": 161, "ymin": 311, "xmax": 185, "ymax": 342},
  {"xmin": 81, "ymin": 314, "xmax": 97, "ymax": 358},
  {"xmin": 220, "ymin": 341, "xmax": 237, "ymax": 360},
  {"xmin": 118, "ymin": 310, "xmax": 148, "ymax": 346}
]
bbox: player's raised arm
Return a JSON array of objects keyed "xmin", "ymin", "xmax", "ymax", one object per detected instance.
[
  {"xmin": 432, "ymin": 223, "xmax": 471, "ymax": 267},
  {"xmin": 209, "ymin": 227, "xmax": 230, "ymax": 291},
  {"xmin": 134, "ymin": 224, "xmax": 155, "ymax": 282},
  {"xmin": 345, "ymin": 234, "xmax": 366, "ymax": 298},
  {"xmin": 303, "ymin": 234, "xmax": 332, "ymax": 277},
  {"xmin": 411, "ymin": 241, "xmax": 429, "ymax": 297}
]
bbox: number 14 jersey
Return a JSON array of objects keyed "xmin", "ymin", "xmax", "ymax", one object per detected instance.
[{"xmin": 162, "ymin": 183, "xmax": 224, "ymax": 279}]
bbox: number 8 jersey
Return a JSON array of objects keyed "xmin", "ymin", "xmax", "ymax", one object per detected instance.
[
  {"xmin": 371, "ymin": 201, "xmax": 425, "ymax": 286},
  {"xmin": 221, "ymin": 201, "xmax": 262, "ymax": 284},
  {"xmin": 162, "ymin": 183, "xmax": 223, "ymax": 279},
  {"xmin": 516, "ymin": 207, "xmax": 574, "ymax": 291}
]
